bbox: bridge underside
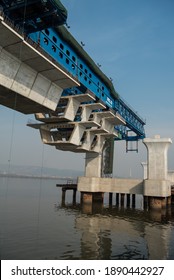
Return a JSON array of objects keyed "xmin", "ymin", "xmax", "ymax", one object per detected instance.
[
  {"xmin": 0, "ymin": 85, "xmax": 54, "ymax": 113},
  {"xmin": 0, "ymin": 14, "xmax": 79, "ymax": 114},
  {"xmin": 0, "ymin": 10, "xmax": 145, "ymax": 177},
  {"xmin": 28, "ymin": 91, "xmax": 125, "ymax": 155},
  {"xmin": 0, "ymin": 12, "xmax": 126, "ymax": 165}
]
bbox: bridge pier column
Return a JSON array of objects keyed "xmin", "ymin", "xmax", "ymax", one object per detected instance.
[
  {"xmin": 116, "ymin": 193, "xmax": 119, "ymax": 205},
  {"xmin": 120, "ymin": 193, "xmax": 125, "ymax": 206},
  {"xmin": 81, "ymin": 192, "xmax": 93, "ymax": 204},
  {"xmin": 81, "ymin": 138, "xmax": 114, "ymax": 205},
  {"xmin": 127, "ymin": 194, "xmax": 131, "ymax": 207},
  {"xmin": 82, "ymin": 152, "xmax": 104, "ymax": 204},
  {"xmin": 132, "ymin": 194, "xmax": 136, "ymax": 208},
  {"xmin": 109, "ymin": 193, "xmax": 113, "ymax": 205},
  {"xmin": 85, "ymin": 152, "xmax": 102, "ymax": 177},
  {"xmin": 141, "ymin": 162, "xmax": 147, "ymax": 179},
  {"xmin": 81, "ymin": 192, "xmax": 104, "ymax": 204},
  {"xmin": 143, "ymin": 135, "xmax": 172, "ymax": 209},
  {"xmin": 85, "ymin": 138, "xmax": 114, "ymax": 178},
  {"xmin": 62, "ymin": 189, "xmax": 66, "ymax": 205}
]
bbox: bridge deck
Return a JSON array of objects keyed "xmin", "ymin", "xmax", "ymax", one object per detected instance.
[{"xmin": 0, "ymin": 14, "xmax": 79, "ymax": 113}]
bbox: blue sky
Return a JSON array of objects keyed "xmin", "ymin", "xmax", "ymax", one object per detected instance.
[{"xmin": 0, "ymin": 0, "xmax": 174, "ymax": 177}]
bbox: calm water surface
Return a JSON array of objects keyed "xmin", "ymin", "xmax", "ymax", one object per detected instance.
[{"xmin": 0, "ymin": 177, "xmax": 174, "ymax": 260}]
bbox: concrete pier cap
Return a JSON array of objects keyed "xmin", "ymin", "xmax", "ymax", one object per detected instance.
[
  {"xmin": 143, "ymin": 135, "xmax": 172, "ymax": 202},
  {"xmin": 143, "ymin": 135, "xmax": 172, "ymax": 181}
]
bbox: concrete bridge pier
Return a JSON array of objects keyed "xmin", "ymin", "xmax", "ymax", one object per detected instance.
[
  {"xmin": 81, "ymin": 152, "xmax": 105, "ymax": 205},
  {"xmin": 85, "ymin": 152, "xmax": 103, "ymax": 178},
  {"xmin": 81, "ymin": 138, "xmax": 114, "ymax": 205},
  {"xmin": 141, "ymin": 162, "xmax": 147, "ymax": 179},
  {"xmin": 143, "ymin": 135, "xmax": 172, "ymax": 209}
]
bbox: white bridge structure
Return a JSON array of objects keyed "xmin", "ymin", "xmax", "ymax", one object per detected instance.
[{"xmin": 0, "ymin": 11, "xmax": 173, "ymax": 210}]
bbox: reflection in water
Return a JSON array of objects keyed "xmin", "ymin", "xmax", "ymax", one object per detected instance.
[
  {"xmin": 77, "ymin": 215, "xmax": 147, "ymax": 259},
  {"xmin": 56, "ymin": 200, "xmax": 173, "ymax": 260},
  {"xmin": 0, "ymin": 177, "xmax": 174, "ymax": 260}
]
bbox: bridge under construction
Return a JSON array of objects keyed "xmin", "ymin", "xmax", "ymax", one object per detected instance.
[{"xmin": 0, "ymin": 1, "xmax": 173, "ymax": 209}]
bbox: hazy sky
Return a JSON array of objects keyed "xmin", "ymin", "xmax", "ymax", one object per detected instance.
[{"xmin": 0, "ymin": 0, "xmax": 174, "ymax": 178}]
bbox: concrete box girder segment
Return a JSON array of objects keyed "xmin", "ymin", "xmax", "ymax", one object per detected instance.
[
  {"xmin": 59, "ymin": 94, "xmax": 99, "ymax": 122},
  {"xmin": 55, "ymin": 143, "xmax": 78, "ymax": 152},
  {"xmin": 60, "ymin": 92, "xmax": 96, "ymax": 103},
  {"xmin": 92, "ymin": 110, "xmax": 126, "ymax": 125},
  {"xmin": 101, "ymin": 118, "xmax": 119, "ymax": 135},
  {"xmin": 28, "ymin": 117, "xmax": 114, "ymax": 154},
  {"xmin": 60, "ymin": 97, "xmax": 81, "ymax": 122},
  {"xmin": 69, "ymin": 123, "xmax": 86, "ymax": 145},
  {"xmin": 80, "ymin": 102, "xmax": 106, "ymax": 122},
  {"xmin": 90, "ymin": 111, "xmax": 125, "ymax": 138},
  {"xmin": 37, "ymin": 121, "xmax": 86, "ymax": 149},
  {"xmin": 76, "ymin": 130, "xmax": 96, "ymax": 153},
  {"xmin": 75, "ymin": 120, "xmax": 100, "ymax": 129},
  {"xmin": 27, "ymin": 100, "xmax": 125, "ymax": 153},
  {"xmin": 0, "ymin": 16, "xmax": 79, "ymax": 88},
  {"xmin": 89, "ymin": 127, "xmax": 110, "ymax": 135},
  {"xmin": 0, "ymin": 48, "xmax": 63, "ymax": 113},
  {"xmin": 99, "ymin": 131, "xmax": 119, "ymax": 138},
  {"xmin": 0, "ymin": 15, "xmax": 79, "ymax": 113},
  {"xmin": 89, "ymin": 110, "xmax": 125, "ymax": 130},
  {"xmin": 34, "ymin": 93, "xmax": 96, "ymax": 122},
  {"xmin": 90, "ymin": 134, "xmax": 106, "ymax": 153},
  {"xmin": 104, "ymin": 114, "xmax": 126, "ymax": 126}
]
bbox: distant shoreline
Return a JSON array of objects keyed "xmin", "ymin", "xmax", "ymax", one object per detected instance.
[{"xmin": 0, "ymin": 173, "xmax": 76, "ymax": 180}]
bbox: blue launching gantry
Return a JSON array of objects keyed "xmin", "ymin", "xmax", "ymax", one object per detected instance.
[{"xmin": 0, "ymin": 0, "xmax": 146, "ymax": 152}]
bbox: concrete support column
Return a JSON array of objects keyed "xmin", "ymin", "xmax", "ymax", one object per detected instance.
[
  {"xmin": 62, "ymin": 189, "xmax": 66, "ymax": 204},
  {"xmin": 73, "ymin": 189, "xmax": 77, "ymax": 204},
  {"xmin": 79, "ymin": 130, "xmax": 96, "ymax": 151},
  {"xmin": 109, "ymin": 193, "xmax": 113, "ymax": 205},
  {"xmin": 143, "ymin": 135, "xmax": 172, "ymax": 209},
  {"xmin": 69, "ymin": 124, "xmax": 85, "ymax": 145},
  {"xmin": 85, "ymin": 137, "xmax": 114, "ymax": 177},
  {"xmin": 167, "ymin": 196, "xmax": 171, "ymax": 206},
  {"xmin": 120, "ymin": 193, "xmax": 125, "ymax": 206},
  {"xmin": 92, "ymin": 135, "xmax": 106, "ymax": 153},
  {"xmin": 80, "ymin": 106, "xmax": 92, "ymax": 121},
  {"xmin": 63, "ymin": 97, "xmax": 80, "ymax": 121},
  {"xmin": 85, "ymin": 152, "xmax": 102, "ymax": 177},
  {"xmin": 81, "ymin": 192, "xmax": 104, "ymax": 204},
  {"xmin": 127, "ymin": 194, "xmax": 131, "ymax": 207},
  {"xmin": 143, "ymin": 135, "xmax": 172, "ymax": 180},
  {"xmin": 141, "ymin": 162, "xmax": 147, "ymax": 179},
  {"xmin": 143, "ymin": 196, "xmax": 148, "ymax": 210},
  {"xmin": 132, "ymin": 194, "xmax": 136, "ymax": 208},
  {"xmin": 81, "ymin": 192, "xmax": 93, "ymax": 204},
  {"xmin": 82, "ymin": 137, "xmax": 114, "ymax": 207},
  {"xmin": 148, "ymin": 197, "xmax": 167, "ymax": 209},
  {"xmin": 102, "ymin": 138, "xmax": 114, "ymax": 177},
  {"xmin": 93, "ymin": 192, "xmax": 104, "ymax": 203},
  {"xmin": 116, "ymin": 193, "xmax": 119, "ymax": 205}
]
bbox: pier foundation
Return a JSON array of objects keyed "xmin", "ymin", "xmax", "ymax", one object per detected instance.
[
  {"xmin": 78, "ymin": 135, "xmax": 173, "ymax": 210},
  {"xmin": 81, "ymin": 139, "xmax": 113, "ymax": 205},
  {"xmin": 148, "ymin": 197, "xmax": 166, "ymax": 209},
  {"xmin": 81, "ymin": 192, "xmax": 104, "ymax": 204}
]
